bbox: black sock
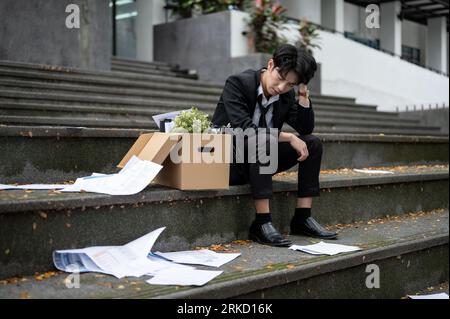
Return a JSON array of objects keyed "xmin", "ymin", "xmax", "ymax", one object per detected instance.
[
  {"xmin": 254, "ymin": 213, "xmax": 272, "ymax": 225},
  {"xmin": 293, "ymin": 207, "xmax": 311, "ymax": 221}
]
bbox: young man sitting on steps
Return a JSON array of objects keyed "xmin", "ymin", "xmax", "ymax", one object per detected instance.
[{"xmin": 212, "ymin": 44, "xmax": 337, "ymax": 247}]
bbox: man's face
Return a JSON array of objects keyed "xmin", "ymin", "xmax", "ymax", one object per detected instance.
[{"xmin": 263, "ymin": 59, "xmax": 299, "ymax": 96}]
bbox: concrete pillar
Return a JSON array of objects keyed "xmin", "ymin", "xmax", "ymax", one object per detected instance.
[
  {"xmin": 280, "ymin": 0, "xmax": 322, "ymax": 25},
  {"xmin": 0, "ymin": 0, "xmax": 111, "ymax": 70},
  {"xmin": 136, "ymin": 0, "xmax": 165, "ymax": 62},
  {"xmin": 321, "ymin": 0, "xmax": 345, "ymax": 33},
  {"xmin": 380, "ymin": 1, "xmax": 402, "ymax": 57},
  {"xmin": 426, "ymin": 16, "xmax": 448, "ymax": 73}
]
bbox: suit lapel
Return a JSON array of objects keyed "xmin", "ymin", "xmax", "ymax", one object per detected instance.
[
  {"xmin": 272, "ymin": 99, "xmax": 279, "ymax": 129},
  {"xmin": 248, "ymin": 68, "xmax": 265, "ymax": 116},
  {"xmin": 275, "ymin": 94, "xmax": 293, "ymax": 130}
]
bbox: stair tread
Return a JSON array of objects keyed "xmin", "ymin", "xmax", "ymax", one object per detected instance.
[
  {"xmin": 1, "ymin": 165, "xmax": 448, "ymax": 214},
  {"xmin": 0, "ymin": 101, "xmax": 424, "ymax": 125},
  {"xmin": 0, "ymin": 124, "xmax": 448, "ymax": 141},
  {"xmin": 0, "ymin": 208, "xmax": 447, "ymax": 299}
]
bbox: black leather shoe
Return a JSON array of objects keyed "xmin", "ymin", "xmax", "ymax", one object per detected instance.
[
  {"xmin": 249, "ymin": 221, "xmax": 292, "ymax": 247},
  {"xmin": 290, "ymin": 217, "xmax": 338, "ymax": 239}
]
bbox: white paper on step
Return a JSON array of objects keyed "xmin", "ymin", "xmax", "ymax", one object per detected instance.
[
  {"xmin": 154, "ymin": 249, "xmax": 241, "ymax": 268},
  {"xmin": 146, "ymin": 268, "xmax": 223, "ymax": 286},
  {"xmin": 289, "ymin": 241, "xmax": 362, "ymax": 256},
  {"xmin": 146, "ymin": 255, "xmax": 196, "ymax": 276},
  {"xmin": 60, "ymin": 156, "xmax": 162, "ymax": 195},
  {"xmin": 408, "ymin": 293, "xmax": 449, "ymax": 299},
  {"xmin": 54, "ymin": 227, "xmax": 168, "ymax": 278}
]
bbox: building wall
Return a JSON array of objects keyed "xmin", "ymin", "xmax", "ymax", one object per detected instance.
[
  {"xmin": 344, "ymin": 2, "xmax": 360, "ymax": 34},
  {"xmin": 402, "ymin": 20, "xmax": 427, "ymax": 65},
  {"xmin": 345, "ymin": 2, "xmax": 379, "ymax": 41},
  {"xmin": 0, "ymin": 0, "xmax": 111, "ymax": 70},
  {"xmin": 342, "ymin": 2, "xmax": 429, "ymax": 67},
  {"xmin": 280, "ymin": 0, "xmax": 322, "ymax": 24},
  {"xmin": 115, "ymin": 2, "xmax": 137, "ymax": 59},
  {"xmin": 154, "ymin": 11, "xmax": 233, "ymax": 82},
  {"xmin": 312, "ymin": 29, "xmax": 449, "ymax": 111}
]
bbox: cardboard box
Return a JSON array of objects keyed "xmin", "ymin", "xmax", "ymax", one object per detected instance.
[{"xmin": 118, "ymin": 132, "xmax": 232, "ymax": 190}]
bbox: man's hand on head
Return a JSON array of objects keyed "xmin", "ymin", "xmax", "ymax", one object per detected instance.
[{"xmin": 298, "ymin": 84, "xmax": 310, "ymax": 108}]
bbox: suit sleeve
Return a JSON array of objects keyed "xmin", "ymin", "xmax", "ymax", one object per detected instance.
[
  {"xmin": 285, "ymin": 96, "xmax": 315, "ymax": 135},
  {"xmin": 221, "ymin": 76, "xmax": 258, "ymax": 131}
]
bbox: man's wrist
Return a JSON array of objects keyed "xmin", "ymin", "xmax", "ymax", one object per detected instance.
[
  {"xmin": 298, "ymin": 97, "xmax": 310, "ymax": 108},
  {"xmin": 288, "ymin": 133, "xmax": 297, "ymax": 143}
]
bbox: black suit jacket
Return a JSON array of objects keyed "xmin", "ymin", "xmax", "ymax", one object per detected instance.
[{"xmin": 212, "ymin": 68, "xmax": 315, "ymax": 136}]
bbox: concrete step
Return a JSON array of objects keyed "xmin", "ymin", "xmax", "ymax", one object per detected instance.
[
  {"xmin": 110, "ymin": 65, "xmax": 199, "ymax": 80},
  {"xmin": 0, "ymin": 88, "xmax": 216, "ymax": 110},
  {"xmin": 315, "ymin": 117, "xmax": 441, "ymax": 131},
  {"xmin": 0, "ymin": 114, "xmax": 441, "ymax": 136},
  {"xmin": 0, "ymin": 100, "xmax": 420, "ymax": 126},
  {"xmin": 0, "ymin": 61, "xmax": 221, "ymax": 89},
  {"xmin": 315, "ymin": 109, "xmax": 419, "ymax": 123},
  {"xmin": 0, "ymin": 75, "xmax": 367, "ymax": 109},
  {"xmin": 0, "ymin": 209, "xmax": 446, "ymax": 298},
  {"xmin": 0, "ymin": 165, "xmax": 447, "ymax": 280},
  {"xmin": 0, "ymin": 101, "xmax": 388, "ymax": 127},
  {"xmin": 0, "ymin": 60, "xmax": 359, "ymax": 104},
  {"xmin": 111, "ymin": 57, "xmax": 174, "ymax": 68},
  {"xmin": 0, "ymin": 115, "xmax": 156, "ymax": 129},
  {"xmin": 0, "ymin": 125, "xmax": 447, "ymax": 183},
  {"xmin": 0, "ymin": 78, "xmax": 221, "ymax": 104},
  {"xmin": 312, "ymin": 125, "xmax": 446, "ymax": 136},
  {"xmin": 111, "ymin": 57, "xmax": 195, "ymax": 77},
  {"xmin": 0, "ymin": 100, "xmax": 398, "ymax": 124},
  {"xmin": 110, "ymin": 64, "xmax": 190, "ymax": 77},
  {"xmin": 111, "ymin": 57, "xmax": 174, "ymax": 72},
  {"xmin": 0, "ymin": 77, "xmax": 368, "ymax": 108}
]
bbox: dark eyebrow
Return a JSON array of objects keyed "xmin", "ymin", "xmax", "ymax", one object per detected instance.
[{"xmin": 278, "ymin": 71, "xmax": 296, "ymax": 86}]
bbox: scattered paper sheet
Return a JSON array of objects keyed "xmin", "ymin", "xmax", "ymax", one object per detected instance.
[
  {"xmin": 0, "ymin": 184, "xmax": 67, "ymax": 190},
  {"xmin": 0, "ymin": 184, "xmax": 19, "ymax": 190},
  {"xmin": 289, "ymin": 241, "xmax": 362, "ymax": 256},
  {"xmin": 408, "ymin": 293, "xmax": 449, "ymax": 299},
  {"xmin": 146, "ymin": 268, "xmax": 223, "ymax": 286},
  {"xmin": 60, "ymin": 156, "xmax": 162, "ymax": 195},
  {"xmin": 54, "ymin": 227, "xmax": 167, "ymax": 278},
  {"xmin": 1, "ymin": 156, "xmax": 161, "ymax": 195},
  {"xmin": 154, "ymin": 249, "xmax": 241, "ymax": 268},
  {"xmin": 353, "ymin": 169, "xmax": 394, "ymax": 174},
  {"xmin": 146, "ymin": 254, "xmax": 196, "ymax": 276},
  {"xmin": 16, "ymin": 184, "xmax": 68, "ymax": 190}
]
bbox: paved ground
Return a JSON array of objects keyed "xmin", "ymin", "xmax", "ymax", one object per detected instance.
[
  {"xmin": 405, "ymin": 282, "xmax": 449, "ymax": 298},
  {"xmin": 0, "ymin": 208, "xmax": 447, "ymax": 299}
]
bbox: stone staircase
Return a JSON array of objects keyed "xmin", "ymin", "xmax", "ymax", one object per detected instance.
[
  {"xmin": 0, "ymin": 58, "xmax": 445, "ymax": 135},
  {"xmin": 0, "ymin": 57, "xmax": 448, "ymax": 299}
]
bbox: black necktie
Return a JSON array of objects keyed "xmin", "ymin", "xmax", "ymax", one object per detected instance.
[{"xmin": 257, "ymin": 95, "xmax": 269, "ymax": 128}]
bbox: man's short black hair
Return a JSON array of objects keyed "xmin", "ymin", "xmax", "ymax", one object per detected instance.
[{"xmin": 272, "ymin": 44, "xmax": 317, "ymax": 85}]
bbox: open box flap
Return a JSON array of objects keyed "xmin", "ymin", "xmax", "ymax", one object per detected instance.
[{"xmin": 117, "ymin": 132, "xmax": 183, "ymax": 168}]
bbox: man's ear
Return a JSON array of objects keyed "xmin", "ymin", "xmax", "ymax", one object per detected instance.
[{"xmin": 267, "ymin": 58, "xmax": 274, "ymax": 70}]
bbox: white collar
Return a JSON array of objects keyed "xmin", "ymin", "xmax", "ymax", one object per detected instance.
[{"xmin": 257, "ymin": 84, "xmax": 279, "ymax": 106}]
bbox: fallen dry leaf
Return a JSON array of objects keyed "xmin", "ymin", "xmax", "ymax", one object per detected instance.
[{"xmin": 19, "ymin": 291, "xmax": 31, "ymax": 299}]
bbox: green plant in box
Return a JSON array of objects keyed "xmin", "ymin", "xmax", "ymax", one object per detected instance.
[{"xmin": 171, "ymin": 107, "xmax": 211, "ymax": 133}]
